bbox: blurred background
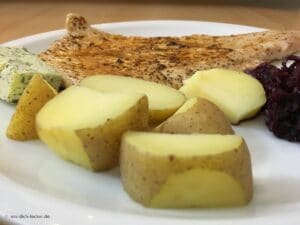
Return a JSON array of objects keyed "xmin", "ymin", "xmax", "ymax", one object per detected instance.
[{"xmin": 0, "ymin": 0, "xmax": 299, "ymax": 42}]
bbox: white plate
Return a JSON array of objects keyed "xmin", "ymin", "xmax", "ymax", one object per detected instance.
[{"xmin": 1, "ymin": 21, "xmax": 300, "ymax": 225}]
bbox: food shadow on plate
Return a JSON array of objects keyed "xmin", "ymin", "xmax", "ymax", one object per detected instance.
[{"xmin": 36, "ymin": 158, "xmax": 124, "ymax": 207}]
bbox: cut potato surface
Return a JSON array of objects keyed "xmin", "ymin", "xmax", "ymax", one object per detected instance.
[
  {"xmin": 180, "ymin": 68, "xmax": 266, "ymax": 124},
  {"xmin": 36, "ymin": 86, "xmax": 148, "ymax": 171},
  {"xmin": 80, "ymin": 75, "xmax": 186, "ymax": 124},
  {"xmin": 155, "ymin": 97, "xmax": 234, "ymax": 134},
  {"xmin": 120, "ymin": 132, "xmax": 253, "ymax": 208},
  {"xmin": 125, "ymin": 133, "xmax": 241, "ymax": 156},
  {"xmin": 38, "ymin": 86, "xmax": 144, "ymax": 130},
  {"xmin": 150, "ymin": 169, "xmax": 246, "ymax": 208},
  {"xmin": 174, "ymin": 97, "xmax": 198, "ymax": 114},
  {"xmin": 6, "ymin": 74, "xmax": 57, "ymax": 141}
]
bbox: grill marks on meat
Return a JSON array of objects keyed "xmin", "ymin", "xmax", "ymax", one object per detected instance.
[{"xmin": 39, "ymin": 13, "xmax": 300, "ymax": 89}]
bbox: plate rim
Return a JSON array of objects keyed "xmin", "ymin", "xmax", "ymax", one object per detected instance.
[{"xmin": 1, "ymin": 19, "xmax": 266, "ymax": 47}]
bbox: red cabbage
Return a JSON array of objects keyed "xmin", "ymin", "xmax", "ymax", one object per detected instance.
[{"xmin": 246, "ymin": 55, "xmax": 300, "ymax": 142}]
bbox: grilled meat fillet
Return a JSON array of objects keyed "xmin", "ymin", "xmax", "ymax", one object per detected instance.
[{"xmin": 39, "ymin": 13, "xmax": 300, "ymax": 89}]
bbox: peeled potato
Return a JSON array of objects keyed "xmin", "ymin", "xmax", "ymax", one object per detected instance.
[
  {"xmin": 80, "ymin": 75, "xmax": 186, "ymax": 124},
  {"xmin": 155, "ymin": 97, "xmax": 234, "ymax": 134},
  {"xmin": 120, "ymin": 132, "xmax": 253, "ymax": 208},
  {"xmin": 180, "ymin": 68, "xmax": 266, "ymax": 124},
  {"xmin": 36, "ymin": 86, "xmax": 148, "ymax": 171},
  {"xmin": 6, "ymin": 74, "xmax": 57, "ymax": 141}
]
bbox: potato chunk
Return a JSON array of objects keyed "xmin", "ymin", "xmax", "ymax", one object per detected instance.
[
  {"xmin": 155, "ymin": 97, "xmax": 234, "ymax": 134},
  {"xmin": 80, "ymin": 75, "xmax": 186, "ymax": 124},
  {"xmin": 6, "ymin": 74, "xmax": 57, "ymax": 141},
  {"xmin": 36, "ymin": 86, "xmax": 148, "ymax": 171},
  {"xmin": 120, "ymin": 132, "xmax": 253, "ymax": 208},
  {"xmin": 180, "ymin": 69, "xmax": 266, "ymax": 124}
]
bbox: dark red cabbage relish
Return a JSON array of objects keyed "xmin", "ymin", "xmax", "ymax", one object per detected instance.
[{"xmin": 246, "ymin": 55, "xmax": 300, "ymax": 142}]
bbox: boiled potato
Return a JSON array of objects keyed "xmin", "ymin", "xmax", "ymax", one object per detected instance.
[
  {"xmin": 6, "ymin": 74, "xmax": 57, "ymax": 141},
  {"xmin": 155, "ymin": 97, "xmax": 234, "ymax": 134},
  {"xmin": 36, "ymin": 86, "xmax": 148, "ymax": 171},
  {"xmin": 80, "ymin": 75, "xmax": 186, "ymax": 124},
  {"xmin": 180, "ymin": 68, "xmax": 266, "ymax": 124},
  {"xmin": 120, "ymin": 132, "xmax": 253, "ymax": 208}
]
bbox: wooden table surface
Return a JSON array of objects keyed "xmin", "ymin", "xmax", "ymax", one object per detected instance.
[{"xmin": 0, "ymin": 1, "xmax": 299, "ymax": 43}]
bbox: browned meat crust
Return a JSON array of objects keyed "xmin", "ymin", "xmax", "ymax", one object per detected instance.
[{"xmin": 39, "ymin": 13, "xmax": 300, "ymax": 88}]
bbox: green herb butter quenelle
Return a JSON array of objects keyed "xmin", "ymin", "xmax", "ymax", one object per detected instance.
[{"xmin": 0, "ymin": 46, "xmax": 62, "ymax": 103}]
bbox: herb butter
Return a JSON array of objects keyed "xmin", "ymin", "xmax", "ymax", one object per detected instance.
[{"xmin": 0, "ymin": 46, "xmax": 62, "ymax": 103}]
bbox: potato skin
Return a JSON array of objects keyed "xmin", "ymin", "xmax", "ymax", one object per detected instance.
[
  {"xmin": 6, "ymin": 74, "xmax": 57, "ymax": 141},
  {"xmin": 120, "ymin": 137, "xmax": 252, "ymax": 206},
  {"xmin": 77, "ymin": 96, "xmax": 149, "ymax": 171},
  {"xmin": 155, "ymin": 98, "xmax": 234, "ymax": 135}
]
